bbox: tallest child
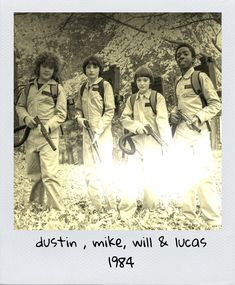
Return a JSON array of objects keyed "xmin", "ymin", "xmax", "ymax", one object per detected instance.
[{"xmin": 170, "ymin": 43, "xmax": 222, "ymax": 227}]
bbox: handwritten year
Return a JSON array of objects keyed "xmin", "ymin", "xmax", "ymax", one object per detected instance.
[{"xmin": 108, "ymin": 256, "xmax": 134, "ymax": 268}]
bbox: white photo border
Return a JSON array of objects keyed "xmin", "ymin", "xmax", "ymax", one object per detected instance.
[{"xmin": 1, "ymin": 0, "xmax": 235, "ymax": 284}]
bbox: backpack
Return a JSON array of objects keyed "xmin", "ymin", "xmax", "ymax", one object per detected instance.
[
  {"xmin": 129, "ymin": 89, "xmax": 158, "ymax": 115},
  {"xmin": 80, "ymin": 79, "xmax": 106, "ymax": 115},
  {"xmin": 175, "ymin": 70, "xmax": 211, "ymax": 131}
]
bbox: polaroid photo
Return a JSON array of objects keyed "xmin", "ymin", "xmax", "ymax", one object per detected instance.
[{"xmin": 0, "ymin": 0, "xmax": 235, "ymax": 284}]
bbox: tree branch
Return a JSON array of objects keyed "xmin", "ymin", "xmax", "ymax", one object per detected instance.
[
  {"xmin": 214, "ymin": 61, "xmax": 221, "ymax": 73},
  {"xmin": 58, "ymin": 13, "xmax": 75, "ymax": 32},
  {"xmin": 209, "ymin": 24, "xmax": 222, "ymax": 53},
  {"xmin": 123, "ymin": 13, "xmax": 168, "ymax": 23},
  {"xmin": 31, "ymin": 13, "xmax": 75, "ymax": 41},
  {"xmin": 212, "ymin": 38, "xmax": 222, "ymax": 53},
  {"xmin": 162, "ymin": 37, "xmax": 185, "ymax": 45},
  {"xmin": 101, "ymin": 14, "xmax": 148, "ymax": 33},
  {"xmin": 170, "ymin": 17, "xmax": 220, "ymax": 30}
]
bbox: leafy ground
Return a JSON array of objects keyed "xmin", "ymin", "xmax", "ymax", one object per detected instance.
[{"xmin": 14, "ymin": 150, "xmax": 222, "ymax": 231}]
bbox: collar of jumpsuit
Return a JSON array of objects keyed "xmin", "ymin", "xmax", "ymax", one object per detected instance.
[
  {"xmin": 180, "ymin": 66, "xmax": 194, "ymax": 80},
  {"xmin": 135, "ymin": 88, "xmax": 152, "ymax": 101},
  {"xmin": 34, "ymin": 78, "xmax": 58, "ymax": 90},
  {"xmin": 86, "ymin": 77, "xmax": 103, "ymax": 89}
]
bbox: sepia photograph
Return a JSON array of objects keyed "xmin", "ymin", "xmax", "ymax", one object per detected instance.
[{"xmin": 14, "ymin": 12, "xmax": 222, "ymax": 231}]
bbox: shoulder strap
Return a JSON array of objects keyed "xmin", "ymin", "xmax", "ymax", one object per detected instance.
[
  {"xmin": 149, "ymin": 90, "xmax": 157, "ymax": 115},
  {"xmin": 129, "ymin": 93, "xmax": 137, "ymax": 120},
  {"xmin": 80, "ymin": 82, "xmax": 87, "ymax": 97},
  {"xmin": 130, "ymin": 93, "xmax": 137, "ymax": 110},
  {"xmin": 98, "ymin": 79, "xmax": 105, "ymax": 115},
  {"xmin": 149, "ymin": 90, "xmax": 160, "ymax": 135},
  {"xmin": 191, "ymin": 70, "xmax": 202, "ymax": 95},
  {"xmin": 129, "ymin": 91, "xmax": 157, "ymax": 115},
  {"xmin": 24, "ymin": 84, "xmax": 31, "ymax": 101},
  {"xmin": 50, "ymin": 84, "xmax": 58, "ymax": 105},
  {"xmin": 81, "ymin": 79, "xmax": 105, "ymax": 97},
  {"xmin": 191, "ymin": 71, "xmax": 211, "ymax": 131},
  {"xmin": 191, "ymin": 71, "xmax": 207, "ymax": 107},
  {"xmin": 81, "ymin": 79, "xmax": 106, "ymax": 115},
  {"xmin": 24, "ymin": 80, "xmax": 34, "ymax": 104},
  {"xmin": 98, "ymin": 79, "xmax": 105, "ymax": 99}
]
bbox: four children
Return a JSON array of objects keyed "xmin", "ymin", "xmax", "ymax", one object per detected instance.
[{"xmin": 15, "ymin": 46, "xmax": 222, "ymax": 227}]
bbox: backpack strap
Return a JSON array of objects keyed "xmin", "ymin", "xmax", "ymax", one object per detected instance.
[
  {"xmin": 80, "ymin": 79, "xmax": 105, "ymax": 115},
  {"xmin": 130, "ymin": 91, "xmax": 158, "ymax": 115},
  {"xmin": 80, "ymin": 82, "xmax": 87, "ymax": 97},
  {"xmin": 98, "ymin": 79, "xmax": 105, "ymax": 115},
  {"xmin": 191, "ymin": 71, "xmax": 207, "ymax": 107},
  {"xmin": 191, "ymin": 71, "xmax": 211, "ymax": 131},
  {"xmin": 98, "ymin": 79, "xmax": 105, "ymax": 100},
  {"xmin": 129, "ymin": 93, "xmax": 137, "ymax": 120},
  {"xmin": 24, "ymin": 79, "xmax": 35, "ymax": 104},
  {"xmin": 149, "ymin": 90, "xmax": 161, "ymax": 136},
  {"xmin": 24, "ymin": 80, "xmax": 59, "ymax": 105},
  {"xmin": 50, "ymin": 84, "xmax": 59, "ymax": 105},
  {"xmin": 129, "ymin": 90, "xmax": 160, "ymax": 136},
  {"xmin": 149, "ymin": 90, "xmax": 157, "ymax": 115},
  {"xmin": 80, "ymin": 79, "xmax": 105, "ymax": 98},
  {"xmin": 130, "ymin": 93, "xmax": 137, "ymax": 110}
]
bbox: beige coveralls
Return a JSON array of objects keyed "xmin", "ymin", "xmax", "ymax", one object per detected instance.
[
  {"xmin": 119, "ymin": 89, "xmax": 172, "ymax": 218},
  {"xmin": 75, "ymin": 77, "xmax": 115, "ymax": 210},
  {"xmin": 172, "ymin": 67, "xmax": 222, "ymax": 225},
  {"xmin": 16, "ymin": 78, "xmax": 67, "ymax": 210}
]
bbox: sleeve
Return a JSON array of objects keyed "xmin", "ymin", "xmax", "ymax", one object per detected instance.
[
  {"xmin": 95, "ymin": 81, "xmax": 115, "ymax": 135},
  {"xmin": 75, "ymin": 87, "xmax": 84, "ymax": 120},
  {"xmin": 196, "ymin": 73, "xmax": 222, "ymax": 123},
  {"xmin": 15, "ymin": 88, "xmax": 31, "ymax": 123},
  {"xmin": 155, "ymin": 93, "xmax": 172, "ymax": 145},
  {"xmin": 120, "ymin": 96, "xmax": 144, "ymax": 133},
  {"xmin": 45, "ymin": 84, "xmax": 67, "ymax": 131}
]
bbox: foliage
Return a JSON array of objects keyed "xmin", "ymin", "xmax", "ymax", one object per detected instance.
[
  {"xmin": 14, "ymin": 13, "xmax": 221, "ymax": 99},
  {"xmin": 14, "ymin": 150, "xmax": 222, "ymax": 231}
]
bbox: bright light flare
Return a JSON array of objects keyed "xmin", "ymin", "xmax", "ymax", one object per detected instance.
[{"xmin": 63, "ymin": 142, "xmax": 215, "ymax": 205}]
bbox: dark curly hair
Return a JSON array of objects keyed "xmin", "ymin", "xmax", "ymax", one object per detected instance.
[
  {"xmin": 134, "ymin": 66, "xmax": 154, "ymax": 85},
  {"xmin": 175, "ymin": 43, "xmax": 196, "ymax": 60},
  {"xmin": 82, "ymin": 55, "xmax": 103, "ymax": 76},
  {"xmin": 33, "ymin": 52, "xmax": 61, "ymax": 82}
]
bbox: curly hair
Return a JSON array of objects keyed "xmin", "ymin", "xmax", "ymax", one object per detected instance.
[
  {"xmin": 82, "ymin": 55, "xmax": 103, "ymax": 76},
  {"xmin": 134, "ymin": 66, "xmax": 154, "ymax": 85},
  {"xmin": 33, "ymin": 52, "xmax": 61, "ymax": 82}
]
